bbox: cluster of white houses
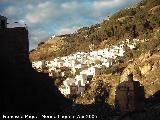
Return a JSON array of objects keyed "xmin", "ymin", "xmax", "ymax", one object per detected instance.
[
  {"xmin": 32, "ymin": 39, "xmax": 139, "ymax": 96},
  {"xmin": 59, "ymin": 74, "xmax": 89, "ymax": 96}
]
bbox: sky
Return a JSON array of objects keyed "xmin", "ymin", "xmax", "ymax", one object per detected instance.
[{"xmin": 0, "ymin": 0, "xmax": 141, "ymax": 50}]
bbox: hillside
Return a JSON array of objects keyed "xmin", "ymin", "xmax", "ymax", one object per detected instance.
[
  {"xmin": 29, "ymin": 0, "xmax": 160, "ymax": 61},
  {"xmin": 30, "ymin": 0, "xmax": 160, "ymax": 102},
  {"xmin": 29, "ymin": 36, "xmax": 70, "ymax": 60},
  {"xmin": 75, "ymin": 52, "xmax": 160, "ymax": 105},
  {"xmin": 29, "ymin": 0, "xmax": 160, "ymax": 118}
]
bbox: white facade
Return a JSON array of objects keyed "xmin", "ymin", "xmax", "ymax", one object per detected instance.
[
  {"xmin": 128, "ymin": 44, "xmax": 136, "ymax": 49},
  {"xmin": 75, "ymin": 74, "xmax": 87, "ymax": 86},
  {"xmin": 80, "ymin": 67, "xmax": 96, "ymax": 76},
  {"xmin": 75, "ymin": 64, "xmax": 82, "ymax": 69},
  {"xmin": 71, "ymin": 67, "xmax": 76, "ymax": 75},
  {"xmin": 45, "ymin": 60, "xmax": 57, "ymax": 67},
  {"xmin": 32, "ymin": 61, "xmax": 44, "ymax": 71},
  {"xmin": 75, "ymin": 74, "xmax": 87, "ymax": 94},
  {"xmin": 48, "ymin": 67, "xmax": 56, "ymax": 72},
  {"xmin": 59, "ymin": 78, "xmax": 76, "ymax": 96},
  {"xmin": 63, "ymin": 78, "xmax": 75, "ymax": 86},
  {"xmin": 80, "ymin": 70, "xmax": 88, "ymax": 75},
  {"xmin": 59, "ymin": 74, "xmax": 88, "ymax": 96},
  {"xmin": 90, "ymin": 51, "xmax": 98, "ymax": 57},
  {"xmin": 102, "ymin": 62, "xmax": 110, "ymax": 67},
  {"xmin": 59, "ymin": 85, "xmax": 71, "ymax": 96}
]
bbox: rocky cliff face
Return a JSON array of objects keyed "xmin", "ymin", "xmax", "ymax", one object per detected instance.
[
  {"xmin": 121, "ymin": 52, "xmax": 160, "ymax": 98},
  {"xmin": 76, "ymin": 52, "xmax": 160, "ymax": 106}
]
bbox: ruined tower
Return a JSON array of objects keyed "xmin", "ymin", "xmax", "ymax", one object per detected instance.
[
  {"xmin": 0, "ymin": 15, "xmax": 29, "ymax": 65},
  {"xmin": 115, "ymin": 73, "xmax": 145, "ymax": 113}
]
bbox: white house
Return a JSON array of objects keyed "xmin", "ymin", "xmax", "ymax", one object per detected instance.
[
  {"xmin": 63, "ymin": 59, "xmax": 76, "ymax": 68},
  {"xmin": 126, "ymin": 39, "xmax": 130, "ymax": 44},
  {"xmin": 57, "ymin": 60, "xmax": 65, "ymax": 68},
  {"xmin": 80, "ymin": 67, "xmax": 96, "ymax": 76},
  {"xmin": 48, "ymin": 67, "xmax": 56, "ymax": 72},
  {"xmin": 98, "ymin": 49, "xmax": 104, "ymax": 56},
  {"xmin": 32, "ymin": 61, "xmax": 45, "ymax": 72},
  {"xmin": 45, "ymin": 60, "xmax": 57, "ymax": 68},
  {"xmin": 59, "ymin": 74, "xmax": 88, "ymax": 96},
  {"xmin": 80, "ymin": 69, "xmax": 88, "ymax": 76},
  {"xmin": 59, "ymin": 78, "xmax": 77, "ymax": 96},
  {"xmin": 75, "ymin": 74, "xmax": 87, "ymax": 86},
  {"xmin": 71, "ymin": 67, "xmax": 76, "ymax": 75},
  {"xmin": 128, "ymin": 44, "xmax": 136, "ymax": 50},
  {"xmin": 74, "ymin": 74, "xmax": 87, "ymax": 94},
  {"xmin": 63, "ymin": 78, "xmax": 75, "ymax": 86},
  {"xmin": 32, "ymin": 61, "xmax": 42, "ymax": 69},
  {"xmin": 50, "ymin": 35, "xmax": 55, "ymax": 39},
  {"xmin": 63, "ymin": 59, "xmax": 72, "ymax": 68},
  {"xmin": 118, "ymin": 48, "xmax": 125, "ymax": 57},
  {"xmin": 102, "ymin": 60, "xmax": 110, "ymax": 67},
  {"xmin": 90, "ymin": 51, "xmax": 98, "ymax": 57},
  {"xmin": 75, "ymin": 64, "xmax": 82, "ymax": 69},
  {"xmin": 59, "ymin": 84, "xmax": 77, "ymax": 96}
]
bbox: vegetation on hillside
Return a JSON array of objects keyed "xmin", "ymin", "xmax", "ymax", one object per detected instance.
[
  {"xmin": 30, "ymin": 0, "xmax": 160, "ymax": 61},
  {"xmin": 29, "ymin": 0, "xmax": 160, "ymax": 109}
]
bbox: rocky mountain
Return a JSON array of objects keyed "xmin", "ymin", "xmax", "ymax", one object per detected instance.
[
  {"xmin": 29, "ymin": 36, "xmax": 69, "ymax": 60},
  {"xmin": 29, "ymin": 0, "xmax": 160, "ymax": 110},
  {"xmin": 121, "ymin": 52, "xmax": 160, "ymax": 98},
  {"xmin": 30, "ymin": 0, "xmax": 160, "ymax": 61}
]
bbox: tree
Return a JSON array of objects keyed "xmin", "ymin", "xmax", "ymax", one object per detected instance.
[
  {"xmin": 75, "ymin": 68, "xmax": 80, "ymax": 75},
  {"xmin": 94, "ymin": 80, "xmax": 109, "ymax": 104},
  {"xmin": 38, "ymin": 41, "xmax": 45, "ymax": 46},
  {"xmin": 95, "ymin": 59, "xmax": 102, "ymax": 65},
  {"xmin": 124, "ymin": 44, "xmax": 133, "ymax": 61},
  {"xmin": 54, "ymin": 79, "xmax": 62, "ymax": 87}
]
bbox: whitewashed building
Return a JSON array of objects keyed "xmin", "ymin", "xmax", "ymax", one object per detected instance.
[
  {"xmin": 80, "ymin": 66, "xmax": 96, "ymax": 76},
  {"xmin": 32, "ymin": 61, "xmax": 45, "ymax": 72},
  {"xmin": 59, "ymin": 78, "xmax": 76, "ymax": 96},
  {"xmin": 75, "ymin": 74, "xmax": 87, "ymax": 86},
  {"xmin": 75, "ymin": 74, "xmax": 87, "ymax": 94},
  {"xmin": 59, "ymin": 74, "xmax": 88, "ymax": 96}
]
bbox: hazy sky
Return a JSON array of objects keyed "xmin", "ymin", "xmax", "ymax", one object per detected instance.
[{"xmin": 0, "ymin": 0, "xmax": 140, "ymax": 50}]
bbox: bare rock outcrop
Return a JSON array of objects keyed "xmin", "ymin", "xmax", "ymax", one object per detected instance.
[{"xmin": 121, "ymin": 52, "xmax": 160, "ymax": 98}]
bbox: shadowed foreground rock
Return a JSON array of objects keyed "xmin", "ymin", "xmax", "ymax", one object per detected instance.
[{"xmin": 1, "ymin": 15, "xmax": 72, "ymax": 114}]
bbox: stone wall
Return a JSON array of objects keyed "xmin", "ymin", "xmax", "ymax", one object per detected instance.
[{"xmin": 0, "ymin": 27, "xmax": 29, "ymax": 64}]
